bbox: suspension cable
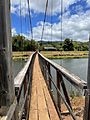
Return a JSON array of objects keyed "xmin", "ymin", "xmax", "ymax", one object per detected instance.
[
  {"xmin": 20, "ymin": 0, "xmax": 24, "ymax": 53},
  {"xmin": 51, "ymin": 0, "xmax": 53, "ymax": 43},
  {"xmin": 61, "ymin": 0, "xmax": 63, "ymax": 44},
  {"xmin": 41, "ymin": 0, "xmax": 48, "ymax": 44},
  {"xmin": 27, "ymin": 0, "xmax": 33, "ymax": 40},
  {"xmin": 20, "ymin": 0, "xmax": 22, "ymax": 36},
  {"xmin": 25, "ymin": 0, "xmax": 28, "ymax": 36}
]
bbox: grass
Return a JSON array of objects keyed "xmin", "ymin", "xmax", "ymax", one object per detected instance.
[
  {"xmin": 12, "ymin": 51, "xmax": 32, "ymax": 60},
  {"xmin": 12, "ymin": 51, "xmax": 89, "ymax": 60},
  {"xmin": 41, "ymin": 51, "xmax": 89, "ymax": 59}
]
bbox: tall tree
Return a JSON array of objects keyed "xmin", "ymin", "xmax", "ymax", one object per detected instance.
[
  {"xmin": 63, "ymin": 38, "xmax": 74, "ymax": 51},
  {"xmin": 12, "ymin": 35, "xmax": 39, "ymax": 51}
]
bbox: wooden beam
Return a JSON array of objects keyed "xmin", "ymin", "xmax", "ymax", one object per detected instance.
[{"xmin": 0, "ymin": 0, "xmax": 15, "ymax": 108}]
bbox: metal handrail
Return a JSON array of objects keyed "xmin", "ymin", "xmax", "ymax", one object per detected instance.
[
  {"xmin": 1, "ymin": 52, "xmax": 36, "ymax": 120},
  {"xmin": 38, "ymin": 52, "xmax": 87, "ymax": 120},
  {"xmin": 14, "ymin": 52, "xmax": 35, "ymax": 88},
  {"xmin": 14, "ymin": 52, "xmax": 36, "ymax": 100},
  {"xmin": 38, "ymin": 52, "xmax": 87, "ymax": 90}
]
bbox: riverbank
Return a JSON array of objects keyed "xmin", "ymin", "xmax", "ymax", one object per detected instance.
[
  {"xmin": 41, "ymin": 51, "xmax": 88, "ymax": 59},
  {"xmin": 61, "ymin": 96, "xmax": 85, "ymax": 119},
  {"xmin": 12, "ymin": 51, "xmax": 89, "ymax": 60},
  {"xmin": 12, "ymin": 52, "xmax": 32, "ymax": 60}
]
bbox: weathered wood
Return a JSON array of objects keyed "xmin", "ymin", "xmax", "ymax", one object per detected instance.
[
  {"xmin": 47, "ymin": 63, "xmax": 52, "ymax": 89},
  {"xmin": 14, "ymin": 53, "xmax": 34, "ymax": 87},
  {"xmin": 29, "ymin": 54, "xmax": 60, "ymax": 120},
  {"xmin": 57, "ymin": 71, "xmax": 61, "ymax": 111},
  {"xmin": 49, "ymin": 78, "xmax": 76, "ymax": 120},
  {"xmin": 38, "ymin": 52, "xmax": 87, "ymax": 90},
  {"xmin": 83, "ymin": 89, "xmax": 90, "ymax": 120},
  {"xmin": 1, "ymin": 52, "xmax": 36, "ymax": 120},
  {"xmin": 43, "ymin": 82, "xmax": 60, "ymax": 120},
  {"xmin": 0, "ymin": 0, "xmax": 15, "ymax": 109},
  {"xmin": 84, "ymin": 36, "xmax": 90, "ymax": 120},
  {"xmin": 61, "ymin": 79, "xmax": 72, "ymax": 110},
  {"xmin": 1, "ymin": 98, "xmax": 17, "ymax": 120},
  {"xmin": 29, "ymin": 55, "xmax": 38, "ymax": 120},
  {"xmin": 14, "ymin": 52, "xmax": 35, "ymax": 98}
]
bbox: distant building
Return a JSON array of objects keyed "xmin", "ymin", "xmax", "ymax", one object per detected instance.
[{"xmin": 44, "ymin": 47, "xmax": 57, "ymax": 51}]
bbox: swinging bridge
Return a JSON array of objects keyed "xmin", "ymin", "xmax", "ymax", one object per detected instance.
[{"xmin": 0, "ymin": 0, "xmax": 90, "ymax": 120}]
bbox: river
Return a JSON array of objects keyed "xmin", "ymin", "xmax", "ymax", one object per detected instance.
[
  {"xmin": 52, "ymin": 58, "xmax": 88, "ymax": 82},
  {"xmin": 12, "ymin": 59, "xmax": 26, "ymax": 78},
  {"xmin": 13, "ymin": 58, "xmax": 88, "ymax": 80},
  {"xmin": 13, "ymin": 58, "xmax": 88, "ymax": 96},
  {"xmin": 51, "ymin": 58, "xmax": 88, "ymax": 97}
]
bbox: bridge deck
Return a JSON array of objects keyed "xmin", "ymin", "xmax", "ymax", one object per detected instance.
[{"xmin": 29, "ymin": 54, "xmax": 60, "ymax": 120}]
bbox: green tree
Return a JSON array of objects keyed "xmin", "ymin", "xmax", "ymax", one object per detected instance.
[
  {"xmin": 63, "ymin": 38, "xmax": 74, "ymax": 51},
  {"xmin": 12, "ymin": 35, "xmax": 39, "ymax": 51},
  {"xmin": 29, "ymin": 40, "xmax": 39, "ymax": 51},
  {"xmin": 12, "ymin": 35, "xmax": 25, "ymax": 51}
]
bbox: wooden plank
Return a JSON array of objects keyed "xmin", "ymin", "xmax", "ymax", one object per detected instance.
[
  {"xmin": 41, "ymin": 74, "xmax": 60, "ymax": 120},
  {"xmin": 29, "ymin": 110, "xmax": 38, "ymax": 120},
  {"xmin": 30, "ymin": 88, "xmax": 37, "ymax": 110},
  {"xmin": 14, "ymin": 52, "xmax": 35, "ymax": 88},
  {"xmin": 29, "ymin": 56, "xmax": 38, "ymax": 120},
  {"xmin": 37, "ymin": 77, "xmax": 50, "ymax": 120},
  {"xmin": 29, "ymin": 72, "xmax": 38, "ymax": 120},
  {"xmin": 43, "ymin": 87, "xmax": 60, "ymax": 120},
  {"xmin": 29, "ymin": 88, "xmax": 38, "ymax": 120},
  {"xmin": 35, "ymin": 55, "xmax": 50, "ymax": 120},
  {"xmin": 29, "ymin": 54, "xmax": 60, "ymax": 120},
  {"xmin": 0, "ymin": 0, "xmax": 15, "ymax": 107}
]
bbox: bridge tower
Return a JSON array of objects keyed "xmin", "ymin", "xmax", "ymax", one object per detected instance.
[{"xmin": 0, "ymin": 0, "xmax": 15, "ymax": 115}]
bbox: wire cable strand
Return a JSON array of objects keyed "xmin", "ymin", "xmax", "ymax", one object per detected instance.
[
  {"xmin": 61, "ymin": 0, "xmax": 63, "ymax": 43},
  {"xmin": 51, "ymin": 0, "xmax": 53, "ymax": 43},
  {"xmin": 41, "ymin": 0, "xmax": 48, "ymax": 44},
  {"xmin": 25, "ymin": 0, "xmax": 27, "ymax": 35},
  {"xmin": 20, "ymin": 0, "xmax": 22, "ymax": 36},
  {"xmin": 27, "ymin": 0, "xmax": 33, "ymax": 40},
  {"xmin": 20, "ymin": 0, "xmax": 24, "ymax": 52}
]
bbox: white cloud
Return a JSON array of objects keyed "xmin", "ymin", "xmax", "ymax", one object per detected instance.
[
  {"xmin": 10, "ymin": 0, "xmax": 28, "ymax": 16},
  {"xmin": 87, "ymin": 0, "xmax": 90, "ymax": 6},
  {"xmin": 12, "ymin": 28, "xmax": 17, "ymax": 36},
  {"xmin": 30, "ymin": 9, "xmax": 90, "ymax": 42},
  {"xmin": 11, "ymin": 6, "xmax": 17, "ymax": 13},
  {"xmin": 11, "ymin": 0, "xmax": 90, "ymax": 41},
  {"xmin": 10, "ymin": 0, "xmax": 77, "ymax": 15}
]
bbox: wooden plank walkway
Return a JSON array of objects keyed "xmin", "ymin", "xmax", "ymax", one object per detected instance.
[{"xmin": 29, "ymin": 54, "xmax": 60, "ymax": 120}]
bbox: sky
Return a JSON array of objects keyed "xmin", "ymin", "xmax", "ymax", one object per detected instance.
[{"xmin": 11, "ymin": 0, "xmax": 90, "ymax": 42}]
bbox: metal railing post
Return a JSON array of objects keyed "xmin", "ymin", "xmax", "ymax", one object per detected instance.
[
  {"xmin": 24, "ymin": 76, "xmax": 28, "ymax": 118},
  {"xmin": 84, "ymin": 35, "xmax": 90, "ymax": 120},
  {"xmin": 47, "ymin": 63, "xmax": 52, "ymax": 89},
  {"xmin": 57, "ymin": 71, "xmax": 61, "ymax": 111},
  {"xmin": 61, "ymin": 79, "xmax": 72, "ymax": 110}
]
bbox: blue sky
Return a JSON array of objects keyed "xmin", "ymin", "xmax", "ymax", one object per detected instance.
[{"xmin": 11, "ymin": 0, "xmax": 90, "ymax": 41}]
